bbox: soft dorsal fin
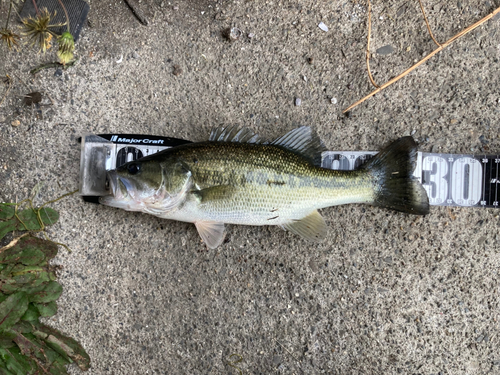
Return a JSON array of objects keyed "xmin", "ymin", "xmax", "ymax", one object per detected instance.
[
  {"xmin": 281, "ymin": 210, "xmax": 327, "ymax": 242},
  {"xmin": 270, "ymin": 126, "xmax": 326, "ymax": 166},
  {"xmin": 209, "ymin": 125, "xmax": 262, "ymax": 144},
  {"xmin": 194, "ymin": 221, "xmax": 226, "ymax": 249}
]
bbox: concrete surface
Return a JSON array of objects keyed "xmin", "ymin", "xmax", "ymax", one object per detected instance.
[{"xmin": 1, "ymin": 0, "xmax": 500, "ymax": 374}]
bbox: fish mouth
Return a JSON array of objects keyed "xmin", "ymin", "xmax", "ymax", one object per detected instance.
[
  {"xmin": 99, "ymin": 171, "xmax": 137, "ymax": 208},
  {"xmin": 105, "ymin": 170, "xmax": 134, "ymax": 200}
]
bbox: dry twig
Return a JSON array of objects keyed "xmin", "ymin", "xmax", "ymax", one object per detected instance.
[
  {"xmin": 366, "ymin": 0, "xmax": 379, "ymax": 88},
  {"xmin": 418, "ymin": 0, "xmax": 441, "ymax": 47},
  {"xmin": 344, "ymin": 5, "xmax": 500, "ymax": 113}
]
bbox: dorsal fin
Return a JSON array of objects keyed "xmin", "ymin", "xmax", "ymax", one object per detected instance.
[
  {"xmin": 209, "ymin": 125, "xmax": 262, "ymax": 144},
  {"xmin": 270, "ymin": 126, "xmax": 326, "ymax": 166}
]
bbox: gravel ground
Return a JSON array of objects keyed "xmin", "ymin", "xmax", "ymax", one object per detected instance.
[{"xmin": 1, "ymin": 0, "xmax": 500, "ymax": 374}]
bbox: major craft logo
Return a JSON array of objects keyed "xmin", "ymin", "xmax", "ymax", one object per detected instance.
[{"xmin": 110, "ymin": 135, "xmax": 164, "ymax": 144}]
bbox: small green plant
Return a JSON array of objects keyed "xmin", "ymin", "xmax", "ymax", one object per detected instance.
[
  {"xmin": 10, "ymin": 0, "xmax": 76, "ymax": 66},
  {"xmin": 56, "ymin": 31, "xmax": 74, "ymax": 66},
  {"xmin": 21, "ymin": 7, "xmax": 63, "ymax": 53},
  {"xmin": 0, "ymin": 198, "xmax": 90, "ymax": 374},
  {"xmin": 54, "ymin": 0, "xmax": 75, "ymax": 65},
  {"xmin": 0, "ymin": 1, "xmax": 20, "ymax": 50}
]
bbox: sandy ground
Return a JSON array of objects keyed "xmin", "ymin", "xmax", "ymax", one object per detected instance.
[{"xmin": 1, "ymin": 0, "xmax": 500, "ymax": 374}]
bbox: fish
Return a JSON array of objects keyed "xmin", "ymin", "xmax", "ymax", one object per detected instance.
[{"xmin": 100, "ymin": 126, "xmax": 429, "ymax": 248}]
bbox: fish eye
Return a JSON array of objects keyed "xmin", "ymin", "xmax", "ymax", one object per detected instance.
[{"xmin": 127, "ymin": 163, "xmax": 141, "ymax": 175}]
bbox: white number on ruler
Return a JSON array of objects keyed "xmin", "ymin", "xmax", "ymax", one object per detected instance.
[
  {"xmin": 451, "ymin": 157, "xmax": 482, "ymax": 206},
  {"xmin": 422, "ymin": 156, "xmax": 448, "ymax": 204}
]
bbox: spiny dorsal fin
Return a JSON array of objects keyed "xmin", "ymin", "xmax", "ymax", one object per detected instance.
[
  {"xmin": 209, "ymin": 125, "xmax": 262, "ymax": 144},
  {"xmin": 270, "ymin": 126, "xmax": 326, "ymax": 166},
  {"xmin": 281, "ymin": 210, "xmax": 327, "ymax": 242}
]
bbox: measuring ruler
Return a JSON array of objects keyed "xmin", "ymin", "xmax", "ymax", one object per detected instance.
[{"xmin": 79, "ymin": 134, "xmax": 500, "ymax": 208}]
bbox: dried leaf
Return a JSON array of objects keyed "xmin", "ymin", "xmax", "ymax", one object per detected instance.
[
  {"xmin": 22, "ymin": 330, "xmax": 70, "ymax": 366},
  {"xmin": 0, "ymin": 236, "xmax": 58, "ymax": 265},
  {"xmin": 12, "ymin": 331, "xmax": 70, "ymax": 372},
  {"xmin": 30, "ymin": 182, "xmax": 44, "ymax": 201},
  {"xmin": 35, "ymin": 324, "xmax": 90, "ymax": 371}
]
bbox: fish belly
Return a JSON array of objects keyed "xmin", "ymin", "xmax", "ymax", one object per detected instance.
[{"xmin": 159, "ymin": 174, "xmax": 374, "ymax": 226}]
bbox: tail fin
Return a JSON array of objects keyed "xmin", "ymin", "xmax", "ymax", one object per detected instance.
[{"xmin": 363, "ymin": 137, "xmax": 429, "ymax": 215}]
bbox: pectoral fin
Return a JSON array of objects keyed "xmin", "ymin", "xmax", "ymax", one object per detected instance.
[
  {"xmin": 194, "ymin": 221, "xmax": 226, "ymax": 248},
  {"xmin": 193, "ymin": 185, "xmax": 237, "ymax": 203},
  {"xmin": 281, "ymin": 210, "xmax": 327, "ymax": 242}
]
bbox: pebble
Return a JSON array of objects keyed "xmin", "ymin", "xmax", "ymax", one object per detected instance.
[
  {"xmin": 224, "ymin": 27, "xmax": 242, "ymax": 41},
  {"xmin": 309, "ymin": 259, "xmax": 319, "ymax": 272},
  {"xmin": 318, "ymin": 22, "xmax": 329, "ymax": 32},
  {"xmin": 11, "ymin": 120, "xmax": 20, "ymax": 127},
  {"xmin": 172, "ymin": 65, "xmax": 182, "ymax": 76},
  {"xmin": 54, "ymin": 68, "xmax": 63, "ymax": 76},
  {"xmin": 247, "ymin": 32, "xmax": 255, "ymax": 38},
  {"xmin": 133, "ymin": 51, "xmax": 139, "ymax": 59},
  {"xmin": 330, "ymin": 97, "xmax": 338, "ymax": 104},
  {"xmin": 294, "ymin": 97, "xmax": 302, "ymax": 106},
  {"xmin": 479, "ymin": 135, "xmax": 488, "ymax": 144},
  {"xmin": 376, "ymin": 45, "xmax": 395, "ymax": 55}
]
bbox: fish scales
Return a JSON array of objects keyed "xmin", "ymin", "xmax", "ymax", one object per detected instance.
[
  {"xmin": 162, "ymin": 142, "xmax": 375, "ymax": 224},
  {"xmin": 100, "ymin": 126, "xmax": 429, "ymax": 248}
]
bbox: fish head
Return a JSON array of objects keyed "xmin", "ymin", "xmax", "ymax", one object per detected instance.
[{"xmin": 99, "ymin": 158, "xmax": 192, "ymax": 214}]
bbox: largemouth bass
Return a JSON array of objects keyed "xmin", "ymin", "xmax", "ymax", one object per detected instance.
[{"xmin": 100, "ymin": 126, "xmax": 429, "ymax": 248}]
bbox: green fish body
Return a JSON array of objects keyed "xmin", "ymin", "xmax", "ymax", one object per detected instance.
[{"xmin": 100, "ymin": 127, "xmax": 429, "ymax": 248}]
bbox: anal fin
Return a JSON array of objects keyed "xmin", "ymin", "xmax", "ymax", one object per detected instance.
[
  {"xmin": 281, "ymin": 210, "xmax": 327, "ymax": 242},
  {"xmin": 194, "ymin": 221, "xmax": 225, "ymax": 249}
]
